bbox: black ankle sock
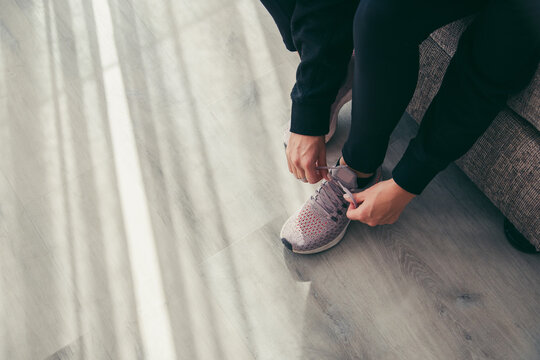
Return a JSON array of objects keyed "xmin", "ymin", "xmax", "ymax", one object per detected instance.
[{"xmin": 336, "ymin": 157, "xmax": 374, "ymax": 188}]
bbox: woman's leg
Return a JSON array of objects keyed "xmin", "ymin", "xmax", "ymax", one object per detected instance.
[
  {"xmin": 342, "ymin": 0, "xmax": 486, "ymax": 174},
  {"xmin": 393, "ymin": 0, "xmax": 540, "ymax": 194}
]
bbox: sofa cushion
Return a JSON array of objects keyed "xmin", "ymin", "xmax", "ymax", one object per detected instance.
[
  {"xmin": 429, "ymin": 19, "xmax": 540, "ymax": 132},
  {"xmin": 456, "ymin": 110, "xmax": 540, "ymax": 249},
  {"xmin": 407, "ymin": 32, "xmax": 540, "ymax": 246}
]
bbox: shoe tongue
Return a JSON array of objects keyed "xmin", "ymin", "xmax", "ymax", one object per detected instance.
[{"xmin": 329, "ymin": 166, "xmax": 358, "ymax": 189}]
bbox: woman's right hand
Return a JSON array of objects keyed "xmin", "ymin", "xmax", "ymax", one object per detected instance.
[{"xmin": 286, "ymin": 133, "xmax": 329, "ymax": 184}]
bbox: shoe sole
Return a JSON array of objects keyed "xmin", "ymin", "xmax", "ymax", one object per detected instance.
[{"xmin": 281, "ymin": 219, "xmax": 351, "ymax": 255}]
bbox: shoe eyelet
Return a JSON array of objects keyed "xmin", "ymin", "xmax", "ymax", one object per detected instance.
[
  {"xmin": 331, "ymin": 216, "xmax": 338, "ymax": 222},
  {"xmin": 342, "ymin": 203, "xmax": 348, "ymax": 208},
  {"xmin": 337, "ymin": 210, "xmax": 343, "ymax": 215}
]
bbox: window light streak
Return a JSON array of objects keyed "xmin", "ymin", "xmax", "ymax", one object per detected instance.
[{"xmin": 90, "ymin": 1, "xmax": 176, "ymax": 359}]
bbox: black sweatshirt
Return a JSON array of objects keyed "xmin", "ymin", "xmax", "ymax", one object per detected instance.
[{"xmin": 260, "ymin": 0, "xmax": 540, "ymax": 195}]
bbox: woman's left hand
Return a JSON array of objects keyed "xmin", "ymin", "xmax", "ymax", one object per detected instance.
[{"xmin": 344, "ymin": 178, "xmax": 416, "ymax": 226}]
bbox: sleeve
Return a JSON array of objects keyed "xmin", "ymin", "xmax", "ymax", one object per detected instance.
[{"xmin": 289, "ymin": 0, "xmax": 358, "ymax": 136}]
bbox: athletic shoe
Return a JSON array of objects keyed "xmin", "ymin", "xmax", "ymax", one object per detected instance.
[
  {"xmin": 283, "ymin": 53, "xmax": 354, "ymax": 147},
  {"xmin": 280, "ymin": 164, "xmax": 382, "ymax": 254}
]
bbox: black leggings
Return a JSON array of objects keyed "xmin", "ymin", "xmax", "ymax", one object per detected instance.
[{"xmin": 261, "ymin": 0, "xmax": 540, "ymax": 194}]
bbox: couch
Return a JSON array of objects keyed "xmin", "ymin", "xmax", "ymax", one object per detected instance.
[{"xmin": 406, "ymin": 18, "xmax": 540, "ymax": 251}]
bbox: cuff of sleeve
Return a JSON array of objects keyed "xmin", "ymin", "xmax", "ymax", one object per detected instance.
[
  {"xmin": 290, "ymin": 101, "xmax": 331, "ymax": 136},
  {"xmin": 392, "ymin": 139, "xmax": 447, "ymax": 195}
]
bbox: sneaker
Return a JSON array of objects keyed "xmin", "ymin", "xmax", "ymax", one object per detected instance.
[
  {"xmin": 283, "ymin": 53, "xmax": 354, "ymax": 147},
  {"xmin": 280, "ymin": 165, "xmax": 382, "ymax": 254}
]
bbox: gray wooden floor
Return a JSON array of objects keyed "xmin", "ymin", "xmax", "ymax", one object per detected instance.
[{"xmin": 1, "ymin": 0, "xmax": 539, "ymax": 359}]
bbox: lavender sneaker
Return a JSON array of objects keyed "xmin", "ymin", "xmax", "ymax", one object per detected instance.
[
  {"xmin": 283, "ymin": 54, "xmax": 354, "ymax": 147},
  {"xmin": 280, "ymin": 165, "xmax": 382, "ymax": 254}
]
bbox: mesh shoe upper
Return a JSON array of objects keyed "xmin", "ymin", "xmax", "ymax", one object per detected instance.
[{"xmin": 280, "ymin": 165, "xmax": 381, "ymax": 253}]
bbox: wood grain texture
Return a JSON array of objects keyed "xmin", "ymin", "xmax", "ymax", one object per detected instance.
[{"xmin": 1, "ymin": 0, "xmax": 539, "ymax": 359}]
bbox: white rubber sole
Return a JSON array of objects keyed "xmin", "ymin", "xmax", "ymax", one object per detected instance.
[{"xmin": 283, "ymin": 220, "xmax": 351, "ymax": 255}]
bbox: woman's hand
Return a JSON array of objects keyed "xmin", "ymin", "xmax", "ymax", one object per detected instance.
[
  {"xmin": 344, "ymin": 178, "xmax": 416, "ymax": 226},
  {"xmin": 286, "ymin": 133, "xmax": 329, "ymax": 183}
]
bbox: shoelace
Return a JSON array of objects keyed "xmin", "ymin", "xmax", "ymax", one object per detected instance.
[{"xmin": 310, "ymin": 166, "xmax": 358, "ymax": 220}]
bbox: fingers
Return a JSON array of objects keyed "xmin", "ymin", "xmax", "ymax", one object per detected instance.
[
  {"xmin": 296, "ymin": 167, "xmax": 307, "ymax": 182},
  {"xmin": 291, "ymin": 155, "xmax": 307, "ymax": 182},
  {"xmin": 304, "ymin": 160, "xmax": 321, "ymax": 184},
  {"xmin": 346, "ymin": 202, "xmax": 379, "ymax": 227},
  {"xmin": 346, "ymin": 205, "xmax": 376, "ymax": 226},
  {"xmin": 343, "ymin": 192, "xmax": 365, "ymax": 208},
  {"xmin": 286, "ymin": 153, "xmax": 293, "ymax": 174},
  {"xmin": 293, "ymin": 161, "xmax": 307, "ymax": 182},
  {"xmin": 286, "ymin": 149, "xmax": 318, "ymax": 183},
  {"xmin": 286, "ymin": 146, "xmax": 306, "ymax": 182},
  {"xmin": 285, "ymin": 133, "xmax": 325, "ymax": 184},
  {"xmin": 346, "ymin": 203, "xmax": 358, "ymax": 218},
  {"xmin": 316, "ymin": 147, "xmax": 329, "ymax": 181}
]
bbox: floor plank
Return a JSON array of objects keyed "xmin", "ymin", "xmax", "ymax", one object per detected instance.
[{"xmin": 1, "ymin": 0, "xmax": 539, "ymax": 359}]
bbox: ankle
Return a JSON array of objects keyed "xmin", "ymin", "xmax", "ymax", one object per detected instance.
[{"xmin": 339, "ymin": 157, "xmax": 373, "ymax": 178}]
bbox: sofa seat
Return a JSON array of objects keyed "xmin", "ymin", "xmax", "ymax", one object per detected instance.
[{"xmin": 406, "ymin": 19, "xmax": 540, "ymax": 249}]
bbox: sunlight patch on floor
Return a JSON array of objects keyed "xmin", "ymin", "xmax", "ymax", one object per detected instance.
[{"xmin": 91, "ymin": 1, "xmax": 176, "ymax": 359}]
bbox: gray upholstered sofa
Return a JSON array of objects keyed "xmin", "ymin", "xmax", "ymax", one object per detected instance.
[{"xmin": 406, "ymin": 18, "xmax": 540, "ymax": 251}]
